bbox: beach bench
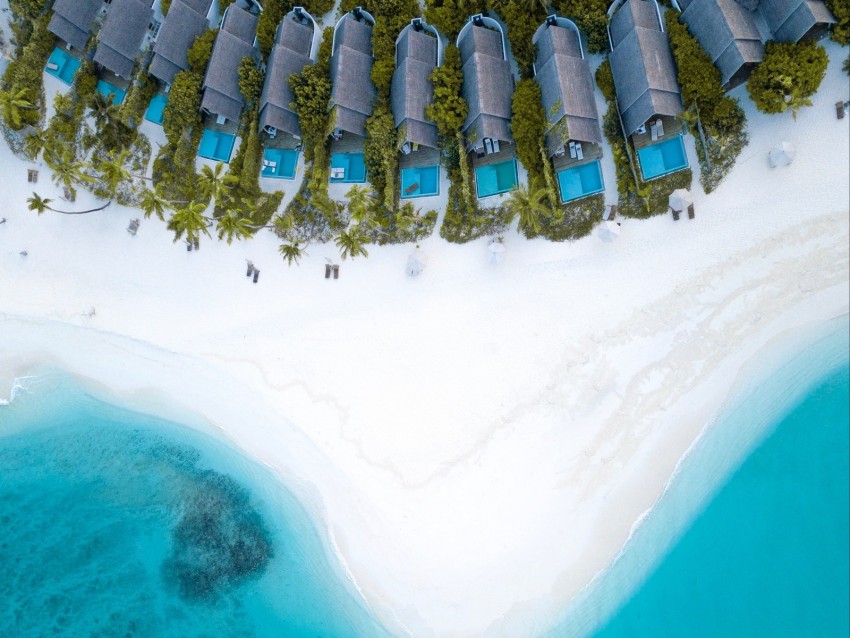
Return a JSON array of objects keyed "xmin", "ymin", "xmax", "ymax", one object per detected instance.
[
  {"xmin": 837, "ymin": 101, "xmax": 846, "ymax": 120},
  {"xmin": 687, "ymin": 203, "xmax": 695, "ymax": 219},
  {"xmin": 672, "ymin": 208, "xmax": 680, "ymax": 221},
  {"xmin": 404, "ymin": 182, "xmax": 419, "ymax": 195}
]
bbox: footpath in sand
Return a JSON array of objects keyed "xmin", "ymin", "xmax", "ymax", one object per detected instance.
[{"xmin": 1, "ymin": 33, "xmax": 848, "ymax": 638}]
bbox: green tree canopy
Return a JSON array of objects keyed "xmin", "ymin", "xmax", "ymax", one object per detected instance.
[
  {"xmin": 747, "ymin": 40, "xmax": 829, "ymax": 117},
  {"xmin": 426, "ymin": 44, "xmax": 469, "ymax": 139}
]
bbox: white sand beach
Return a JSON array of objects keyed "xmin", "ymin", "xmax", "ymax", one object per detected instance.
[{"xmin": 1, "ymin": 18, "xmax": 848, "ymax": 636}]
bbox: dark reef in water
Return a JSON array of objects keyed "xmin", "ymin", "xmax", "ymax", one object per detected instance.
[{"xmin": 163, "ymin": 470, "xmax": 274, "ymax": 602}]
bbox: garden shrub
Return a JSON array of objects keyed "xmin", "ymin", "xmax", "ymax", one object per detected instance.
[
  {"xmin": 825, "ymin": 0, "xmax": 849, "ymax": 45},
  {"xmin": 554, "ymin": 0, "xmax": 610, "ymax": 54},
  {"xmin": 747, "ymin": 40, "xmax": 828, "ymax": 117}
]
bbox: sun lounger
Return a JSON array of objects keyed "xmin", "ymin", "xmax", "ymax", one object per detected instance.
[
  {"xmin": 492, "ymin": 139, "xmax": 500, "ymax": 154},
  {"xmin": 253, "ymin": 269, "xmax": 260, "ymax": 283},
  {"xmin": 247, "ymin": 261, "xmax": 254, "ymax": 276},
  {"xmin": 569, "ymin": 142, "xmax": 576, "ymax": 158},
  {"xmin": 404, "ymin": 182, "xmax": 419, "ymax": 195},
  {"xmin": 46, "ymin": 62, "xmax": 59, "ymax": 71},
  {"xmin": 687, "ymin": 203, "xmax": 695, "ymax": 219},
  {"xmin": 655, "ymin": 120, "xmax": 664, "ymax": 136},
  {"xmin": 576, "ymin": 144, "xmax": 583, "ymax": 160},
  {"xmin": 27, "ymin": 169, "xmax": 38, "ymax": 183},
  {"xmin": 333, "ymin": 264, "xmax": 339, "ymax": 279},
  {"xmin": 672, "ymin": 208, "xmax": 680, "ymax": 221},
  {"xmin": 650, "ymin": 124, "xmax": 658, "ymax": 142},
  {"xmin": 837, "ymin": 101, "xmax": 846, "ymax": 120},
  {"xmin": 193, "ymin": 238, "xmax": 199, "ymax": 250},
  {"xmin": 325, "ymin": 264, "xmax": 331, "ymax": 279},
  {"xmin": 63, "ymin": 187, "xmax": 75, "ymax": 202}
]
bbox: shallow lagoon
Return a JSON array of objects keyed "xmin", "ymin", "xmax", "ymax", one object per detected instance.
[{"xmin": 0, "ymin": 374, "xmax": 391, "ymax": 638}]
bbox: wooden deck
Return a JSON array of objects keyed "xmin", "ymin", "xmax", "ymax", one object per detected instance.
[
  {"xmin": 399, "ymin": 146, "xmax": 440, "ymax": 169},
  {"xmin": 552, "ymin": 142, "xmax": 602, "ymax": 172},
  {"xmin": 97, "ymin": 68, "xmax": 130, "ymax": 93},
  {"xmin": 262, "ymin": 131, "xmax": 301, "ymax": 151},
  {"xmin": 330, "ymin": 133, "xmax": 365, "ymax": 155},
  {"xmin": 469, "ymin": 142, "xmax": 516, "ymax": 170},
  {"xmin": 203, "ymin": 114, "xmax": 240, "ymax": 135},
  {"xmin": 631, "ymin": 115, "xmax": 685, "ymax": 151}
]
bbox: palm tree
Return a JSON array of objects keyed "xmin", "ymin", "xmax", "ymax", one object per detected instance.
[
  {"xmin": 506, "ymin": 183, "xmax": 551, "ymax": 236},
  {"xmin": 335, "ymin": 225, "xmax": 370, "ymax": 261},
  {"xmin": 278, "ymin": 241, "xmax": 306, "ymax": 266},
  {"xmin": 27, "ymin": 191, "xmax": 111, "ymax": 215},
  {"xmin": 198, "ymin": 162, "xmax": 237, "ymax": 203},
  {"xmin": 139, "ymin": 187, "xmax": 171, "ymax": 221},
  {"xmin": 215, "ymin": 211, "xmax": 253, "ymax": 244},
  {"xmin": 346, "ymin": 185, "xmax": 371, "ymax": 224},
  {"xmin": 97, "ymin": 149, "xmax": 132, "ymax": 200},
  {"xmin": 168, "ymin": 201, "xmax": 212, "ymax": 244},
  {"xmin": 0, "ymin": 87, "xmax": 35, "ymax": 129},
  {"xmin": 88, "ymin": 92, "xmax": 119, "ymax": 129},
  {"xmin": 51, "ymin": 153, "xmax": 93, "ymax": 199},
  {"xmin": 22, "ymin": 129, "xmax": 45, "ymax": 161}
]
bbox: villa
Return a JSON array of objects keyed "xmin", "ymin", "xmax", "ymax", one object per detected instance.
[
  {"xmin": 257, "ymin": 7, "xmax": 317, "ymax": 180},
  {"xmin": 392, "ymin": 18, "xmax": 442, "ymax": 198},
  {"xmin": 149, "ymin": 0, "xmax": 216, "ymax": 87},
  {"xmin": 200, "ymin": 4, "xmax": 259, "ymax": 126},
  {"xmin": 92, "ymin": 0, "xmax": 155, "ymax": 81},
  {"xmin": 48, "ymin": 0, "xmax": 102, "ymax": 52},
  {"xmin": 533, "ymin": 16, "xmax": 605, "ymax": 203},
  {"xmin": 608, "ymin": 0, "xmax": 689, "ymax": 181},
  {"xmin": 457, "ymin": 14, "xmax": 518, "ymax": 198},
  {"xmin": 676, "ymin": 0, "xmax": 835, "ymax": 90},
  {"xmin": 328, "ymin": 8, "xmax": 377, "ymax": 184}
]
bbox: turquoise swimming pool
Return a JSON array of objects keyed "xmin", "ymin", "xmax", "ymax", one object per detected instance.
[
  {"xmin": 198, "ymin": 129, "xmax": 236, "ymax": 163},
  {"xmin": 400, "ymin": 165, "xmax": 440, "ymax": 198},
  {"xmin": 261, "ymin": 148, "xmax": 299, "ymax": 179},
  {"xmin": 145, "ymin": 94, "xmax": 168, "ymax": 125},
  {"xmin": 557, "ymin": 159, "xmax": 605, "ymax": 203},
  {"xmin": 96, "ymin": 80, "xmax": 126, "ymax": 105},
  {"xmin": 330, "ymin": 152, "xmax": 367, "ymax": 183},
  {"xmin": 475, "ymin": 159, "xmax": 518, "ymax": 198},
  {"xmin": 44, "ymin": 47, "xmax": 81, "ymax": 85},
  {"xmin": 637, "ymin": 135, "xmax": 688, "ymax": 180}
]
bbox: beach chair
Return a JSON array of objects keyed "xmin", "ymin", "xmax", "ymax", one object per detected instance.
[
  {"xmin": 253, "ymin": 269, "xmax": 260, "ymax": 283},
  {"xmin": 837, "ymin": 101, "xmax": 846, "ymax": 120},
  {"xmin": 27, "ymin": 169, "xmax": 38, "ymax": 183},
  {"xmin": 193, "ymin": 237, "xmax": 199, "ymax": 250},
  {"xmin": 687, "ymin": 203, "xmax": 695, "ymax": 219},
  {"xmin": 650, "ymin": 124, "xmax": 658, "ymax": 142},
  {"xmin": 63, "ymin": 187, "xmax": 75, "ymax": 202},
  {"xmin": 609, "ymin": 204, "xmax": 618, "ymax": 220},
  {"xmin": 325, "ymin": 264, "xmax": 331, "ymax": 279},
  {"xmin": 46, "ymin": 62, "xmax": 59, "ymax": 71},
  {"xmin": 333, "ymin": 264, "xmax": 339, "ymax": 279},
  {"xmin": 246, "ymin": 261, "xmax": 254, "ymax": 276},
  {"xmin": 404, "ymin": 182, "xmax": 419, "ymax": 195},
  {"xmin": 576, "ymin": 144, "xmax": 584, "ymax": 160},
  {"xmin": 569, "ymin": 141, "xmax": 576, "ymax": 158},
  {"xmin": 492, "ymin": 139, "xmax": 500, "ymax": 154},
  {"xmin": 655, "ymin": 119, "xmax": 664, "ymax": 136},
  {"xmin": 672, "ymin": 208, "xmax": 680, "ymax": 221}
]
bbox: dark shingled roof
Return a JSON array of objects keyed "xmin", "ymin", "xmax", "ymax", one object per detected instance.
[
  {"xmin": 534, "ymin": 25, "xmax": 601, "ymax": 155},
  {"xmin": 49, "ymin": 0, "xmax": 101, "ymax": 50},
  {"xmin": 93, "ymin": 0, "xmax": 153, "ymax": 79},
  {"xmin": 680, "ymin": 0, "xmax": 763, "ymax": 86},
  {"xmin": 257, "ymin": 12, "xmax": 314, "ymax": 138},
  {"xmin": 201, "ymin": 6, "xmax": 258, "ymax": 122},
  {"xmin": 760, "ymin": 0, "xmax": 835, "ymax": 41},
  {"xmin": 609, "ymin": 0, "xmax": 682, "ymax": 136},
  {"xmin": 391, "ymin": 28, "xmax": 438, "ymax": 149},
  {"xmin": 180, "ymin": 0, "xmax": 211, "ymax": 14},
  {"xmin": 458, "ymin": 24, "xmax": 513, "ymax": 146},
  {"xmin": 329, "ymin": 14, "xmax": 376, "ymax": 136},
  {"xmin": 150, "ymin": 0, "xmax": 211, "ymax": 85},
  {"xmin": 609, "ymin": 0, "xmax": 660, "ymax": 48}
]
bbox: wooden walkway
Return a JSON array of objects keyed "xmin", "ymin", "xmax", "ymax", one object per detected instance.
[
  {"xmin": 552, "ymin": 142, "xmax": 603, "ymax": 172},
  {"xmin": 330, "ymin": 133, "xmax": 365, "ymax": 155}
]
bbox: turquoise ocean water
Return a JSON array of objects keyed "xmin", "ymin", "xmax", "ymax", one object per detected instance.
[
  {"xmin": 0, "ymin": 373, "xmax": 391, "ymax": 638},
  {"xmin": 550, "ymin": 316, "xmax": 850, "ymax": 638}
]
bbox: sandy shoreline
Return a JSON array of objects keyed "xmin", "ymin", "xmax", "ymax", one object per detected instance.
[{"xmin": 1, "ymin": 30, "xmax": 848, "ymax": 638}]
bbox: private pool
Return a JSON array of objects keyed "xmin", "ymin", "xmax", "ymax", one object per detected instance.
[
  {"xmin": 475, "ymin": 159, "xmax": 518, "ymax": 198},
  {"xmin": 557, "ymin": 159, "xmax": 605, "ymax": 203},
  {"xmin": 261, "ymin": 148, "xmax": 299, "ymax": 179},
  {"xmin": 96, "ymin": 80, "xmax": 126, "ymax": 105},
  {"xmin": 637, "ymin": 135, "xmax": 689, "ymax": 180},
  {"xmin": 44, "ymin": 47, "xmax": 81, "ymax": 85},
  {"xmin": 198, "ymin": 129, "xmax": 236, "ymax": 163},
  {"xmin": 400, "ymin": 165, "xmax": 440, "ymax": 198},
  {"xmin": 330, "ymin": 152, "xmax": 367, "ymax": 183},
  {"xmin": 145, "ymin": 93, "xmax": 168, "ymax": 125}
]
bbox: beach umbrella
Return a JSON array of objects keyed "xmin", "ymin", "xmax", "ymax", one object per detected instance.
[
  {"xmin": 406, "ymin": 250, "xmax": 427, "ymax": 277},
  {"xmin": 598, "ymin": 220, "xmax": 621, "ymax": 242},
  {"xmin": 488, "ymin": 240, "xmax": 506, "ymax": 264},
  {"xmin": 768, "ymin": 141, "xmax": 796, "ymax": 168},
  {"xmin": 668, "ymin": 188, "xmax": 692, "ymax": 212}
]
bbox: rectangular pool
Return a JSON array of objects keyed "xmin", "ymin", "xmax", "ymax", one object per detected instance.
[
  {"xmin": 45, "ymin": 47, "xmax": 81, "ymax": 85},
  {"xmin": 557, "ymin": 159, "xmax": 605, "ymax": 203},
  {"xmin": 330, "ymin": 152, "xmax": 367, "ymax": 183},
  {"xmin": 198, "ymin": 129, "xmax": 236, "ymax": 163},
  {"xmin": 637, "ymin": 135, "xmax": 689, "ymax": 180},
  {"xmin": 145, "ymin": 93, "xmax": 168, "ymax": 125},
  {"xmin": 400, "ymin": 165, "xmax": 440, "ymax": 198},
  {"xmin": 96, "ymin": 80, "xmax": 126, "ymax": 105},
  {"xmin": 475, "ymin": 159, "xmax": 518, "ymax": 198},
  {"xmin": 261, "ymin": 148, "xmax": 299, "ymax": 179}
]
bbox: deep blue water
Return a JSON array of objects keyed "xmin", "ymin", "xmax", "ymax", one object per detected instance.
[{"xmin": 0, "ymin": 375, "xmax": 391, "ymax": 638}]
